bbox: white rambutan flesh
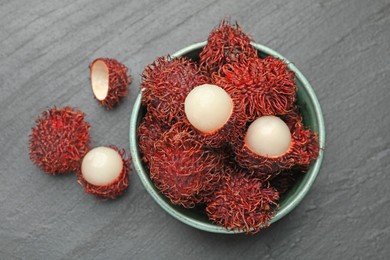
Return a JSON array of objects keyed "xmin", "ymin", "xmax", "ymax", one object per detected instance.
[
  {"xmin": 184, "ymin": 84, "xmax": 233, "ymax": 134},
  {"xmin": 245, "ymin": 116, "xmax": 292, "ymax": 157},
  {"xmin": 89, "ymin": 58, "xmax": 131, "ymax": 109},
  {"xmin": 91, "ymin": 60, "xmax": 109, "ymax": 101},
  {"xmin": 81, "ymin": 146, "xmax": 123, "ymax": 186}
]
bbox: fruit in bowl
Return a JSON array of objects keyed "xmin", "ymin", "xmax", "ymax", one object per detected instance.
[{"xmin": 130, "ymin": 21, "xmax": 325, "ymax": 234}]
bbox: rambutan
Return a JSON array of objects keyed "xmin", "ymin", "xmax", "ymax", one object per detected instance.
[
  {"xmin": 281, "ymin": 110, "xmax": 320, "ymax": 170},
  {"xmin": 199, "ymin": 20, "xmax": 257, "ymax": 75},
  {"xmin": 270, "ymin": 170, "xmax": 301, "ymax": 195},
  {"xmin": 90, "ymin": 58, "xmax": 131, "ymax": 109},
  {"xmin": 214, "ymin": 56, "xmax": 296, "ymax": 120},
  {"xmin": 29, "ymin": 106, "xmax": 90, "ymax": 175},
  {"xmin": 137, "ymin": 112, "xmax": 170, "ymax": 165},
  {"xmin": 205, "ymin": 171, "xmax": 280, "ymax": 234},
  {"xmin": 77, "ymin": 146, "xmax": 131, "ymax": 199},
  {"xmin": 148, "ymin": 122, "xmax": 225, "ymax": 208},
  {"xmin": 184, "ymin": 84, "xmax": 237, "ymax": 148},
  {"xmin": 233, "ymin": 113, "xmax": 319, "ymax": 175},
  {"xmin": 141, "ymin": 56, "xmax": 208, "ymax": 125}
]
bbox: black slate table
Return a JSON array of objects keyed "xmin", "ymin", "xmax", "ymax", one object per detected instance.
[{"xmin": 1, "ymin": 0, "xmax": 389, "ymax": 259}]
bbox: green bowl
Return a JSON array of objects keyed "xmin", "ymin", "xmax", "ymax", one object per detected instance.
[{"xmin": 129, "ymin": 42, "xmax": 325, "ymax": 234}]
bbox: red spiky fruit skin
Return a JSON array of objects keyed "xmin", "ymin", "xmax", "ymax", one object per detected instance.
[
  {"xmin": 137, "ymin": 112, "xmax": 170, "ymax": 165},
  {"xmin": 149, "ymin": 122, "xmax": 225, "ymax": 208},
  {"xmin": 184, "ymin": 108, "xmax": 237, "ymax": 148},
  {"xmin": 233, "ymin": 110, "xmax": 320, "ymax": 175},
  {"xmin": 29, "ymin": 107, "xmax": 91, "ymax": 175},
  {"xmin": 76, "ymin": 146, "xmax": 131, "ymax": 200},
  {"xmin": 214, "ymin": 56, "xmax": 296, "ymax": 122},
  {"xmin": 206, "ymin": 170, "xmax": 280, "ymax": 234},
  {"xmin": 141, "ymin": 56, "xmax": 209, "ymax": 126},
  {"xmin": 270, "ymin": 170, "xmax": 301, "ymax": 195},
  {"xmin": 90, "ymin": 58, "xmax": 131, "ymax": 109},
  {"xmin": 199, "ymin": 20, "xmax": 257, "ymax": 75}
]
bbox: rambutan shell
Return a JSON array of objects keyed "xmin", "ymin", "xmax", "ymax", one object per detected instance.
[
  {"xmin": 141, "ymin": 56, "xmax": 209, "ymax": 126},
  {"xmin": 270, "ymin": 169, "xmax": 302, "ymax": 195},
  {"xmin": 205, "ymin": 171, "xmax": 279, "ymax": 234},
  {"xmin": 199, "ymin": 20, "xmax": 257, "ymax": 75},
  {"xmin": 76, "ymin": 146, "xmax": 131, "ymax": 200},
  {"xmin": 29, "ymin": 106, "xmax": 91, "ymax": 175},
  {"xmin": 90, "ymin": 58, "xmax": 131, "ymax": 109},
  {"xmin": 214, "ymin": 56, "xmax": 296, "ymax": 120},
  {"xmin": 148, "ymin": 122, "xmax": 225, "ymax": 208},
  {"xmin": 137, "ymin": 112, "xmax": 170, "ymax": 165}
]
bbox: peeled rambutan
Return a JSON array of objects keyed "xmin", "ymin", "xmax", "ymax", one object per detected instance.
[
  {"xmin": 148, "ymin": 122, "xmax": 225, "ymax": 208},
  {"xmin": 141, "ymin": 56, "xmax": 208, "ymax": 125},
  {"xmin": 76, "ymin": 146, "xmax": 131, "ymax": 199},
  {"xmin": 214, "ymin": 56, "xmax": 296, "ymax": 120},
  {"xmin": 199, "ymin": 20, "xmax": 257, "ymax": 75},
  {"xmin": 184, "ymin": 84, "xmax": 237, "ymax": 148},
  {"xmin": 205, "ymin": 171, "xmax": 280, "ymax": 234},
  {"xmin": 29, "ymin": 106, "xmax": 91, "ymax": 175},
  {"xmin": 90, "ymin": 58, "xmax": 131, "ymax": 109},
  {"xmin": 233, "ymin": 112, "xmax": 319, "ymax": 175},
  {"xmin": 137, "ymin": 112, "xmax": 170, "ymax": 165}
]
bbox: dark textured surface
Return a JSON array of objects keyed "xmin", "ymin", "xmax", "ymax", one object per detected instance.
[{"xmin": 1, "ymin": 0, "xmax": 389, "ymax": 259}]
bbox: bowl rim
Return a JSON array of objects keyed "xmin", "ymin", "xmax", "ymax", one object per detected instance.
[{"xmin": 129, "ymin": 41, "xmax": 325, "ymax": 234}]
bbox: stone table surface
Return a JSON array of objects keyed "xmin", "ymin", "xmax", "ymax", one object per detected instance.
[{"xmin": 1, "ymin": 0, "xmax": 389, "ymax": 259}]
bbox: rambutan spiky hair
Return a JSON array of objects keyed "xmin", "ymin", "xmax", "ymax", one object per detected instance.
[
  {"xmin": 200, "ymin": 19, "xmax": 257, "ymax": 75},
  {"xmin": 149, "ymin": 122, "xmax": 225, "ymax": 208},
  {"xmin": 29, "ymin": 106, "xmax": 91, "ymax": 175},
  {"xmin": 214, "ymin": 56, "xmax": 296, "ymax": 120},
  {"xmin": 141, "ymin": 56, "xmax": 209, "ymax": 126},
  {"xmin": 206, "ymin": 171, "xmax": 279, "ymax": 234}
]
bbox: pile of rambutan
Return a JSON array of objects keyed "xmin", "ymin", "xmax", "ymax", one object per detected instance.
[
  {"xmin": 138, "ymin": 20, "xmax": 320, "ymax": 234},
  {"xmin": 29, "ymin": 58, "xmax": 133, "ymax": 200}
]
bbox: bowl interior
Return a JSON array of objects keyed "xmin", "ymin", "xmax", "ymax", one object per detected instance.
[{"xmin": 130, "ymin": 42, "xmax": 325, "ymax": 234}]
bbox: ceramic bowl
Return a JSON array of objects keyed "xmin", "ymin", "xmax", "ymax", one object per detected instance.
[{"xmin": 129, "ymin": 42, "xmax": 325, "ymax": 234}]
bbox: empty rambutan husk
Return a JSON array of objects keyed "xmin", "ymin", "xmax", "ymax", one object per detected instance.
[
  {"xmin": 214, "ymin": 56, "xmax": 296, "ymax": 120},
  {"xmin": 29, "ymin": 106, "xmax": 91, "ymax": 175},
  {"xmin": 90, "ymin": 58, "xmax": 131, "ymax": 109},
  {"xmin": 141, "ymin": 56, "xmax": 209, "ymax": 126},
  {"xmin": 76, "ymin": 146, "xmax": 131, "ymax": 200},
  {"xmin": 233, "ymin": 110, "xmax": 320, "ymax": 175},
  {"xmin": 148, "ymin": 122, "xmax": 226, "ymax": 208},
  {"xmin": 205, "ymin": 170, "xmax": 280, "ymax": 234},
  {"xmin": 199, "ymin": 19, "xmax": 257, "ymax": 75}
]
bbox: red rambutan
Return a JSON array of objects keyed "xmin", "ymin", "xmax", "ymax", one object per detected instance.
[
  {"xmin": 270, "ymin": 170, "xmax": 301, "ymax": 195},
  {"xmin": 137, "ymin": 112, "xmax": 170, "ymax": 165},
  {"xmin": 29, "ymin": 106, "xmax": 91, "ymax": 175},
  {"xmin": 184, "ymin": 84, "xmax": 237, "ymax": 148},
  {"xmin": 141, "ymin": 56, "xmax": 208, "ymax": 125},
  {"xmin": 233, "ymin": 112, "xmax": 319, "ymax": 175},
  {"xmin": 199, "ymin": 20, "xmax": 257, "ymax": 75},
  {"xmin": 148, "ymin": 122, "xmax": 225, "ymax": 208},
  {"xmin": 214, "ymin": 56, "xmax": 296, "ymax": 120},
  {"xmin": 281, "ymin": 109, "xmax": 320, "ymax": 170},
  {"xmin": 205, "ymin": 171, "xmax": 280, "ymax": 234},
  {"xmin": 90, "ymin": 58, "xmax": 131, "ymax": 109},
  {"xmin": 76, "ymin": 146, "xmax": 131, "ymax": 200}
]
